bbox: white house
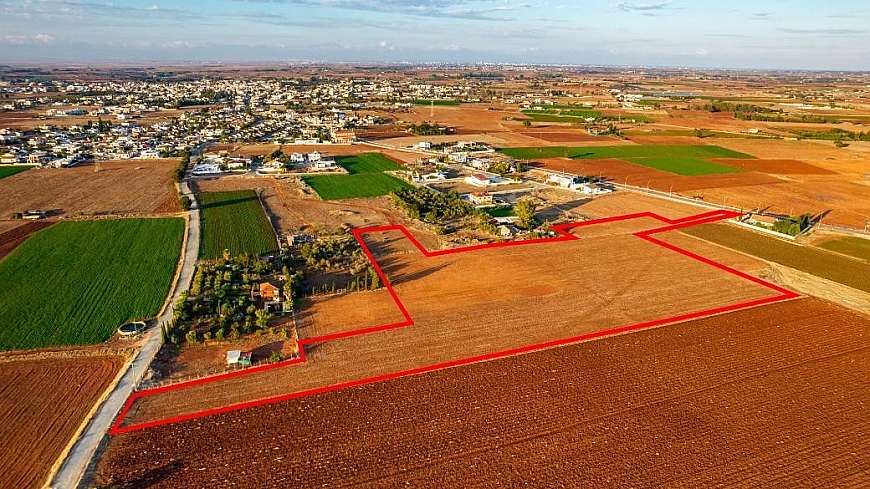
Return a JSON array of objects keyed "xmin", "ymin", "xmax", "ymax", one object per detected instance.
[
  {"xmin": 418, "ymin": 171, "xmax": 447, "ymax": 182},
  {"xmin": 449, "ymin": 152, "xmax": 468, "ymax": 164},
  {"xmin": 192, "ymin": 163, "xmax": 221, "ymax": 175},
  {"xmin": 307, "ymin": 151, "xmax": 322, "ymax": 162},
  {"xmin": 548, "ymin": 173, "xmax": 581, "ymax": 190},
  {"xmin": 290, "ymin": 152, "xmax": 305, "ymax": 163},
  {"xmin": 415, "ymin": 141, "xmax": 432, "ymax": 150},
  {"xmin": 467, "ymin": 192, "xmax": 493, "ymax": 205},
  {"xmin": 464, "ymin": 173, "xmax": 491, "ymax": 187},
  {"xmin": 311, "ymin": 158, "xmax": 336, "ymax": 170}
]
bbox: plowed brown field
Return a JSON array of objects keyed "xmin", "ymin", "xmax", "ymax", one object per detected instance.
[
  {"xmin": 0, "ymin": 355, "xmax": 125, "ymax": 489},
  {"xmin": 0, "ymin": 160, "xmax": 179, "ymax": 218},
  {"xmin": 96, "ymin": 298, "xmax": 869, "ymax": 488},
  {"xmin": 120, "ymin": 218, "xmax": 779, "ymax": 428},
  {"xmin": 0, "ymin": 220, "xmax": 53, "ymax": 260}
]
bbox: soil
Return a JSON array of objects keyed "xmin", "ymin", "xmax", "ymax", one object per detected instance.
[
  {"xmin": 0, "ymin": 220, "xmax": 54, "ymax": 260},
  {"xmin": 95, "ymin": 298, "xmax": 869, "ymax": 488},
  {"xmin": 0, "ymin": 160, "xmax": 180, "ymax": 219},
  {"xmin": 120, "ymin": 217, "xmax": 779, "ymax": 428},
  {"xmin": 0, "ymin": 355, "xmax": 125, "ymax": 489}
]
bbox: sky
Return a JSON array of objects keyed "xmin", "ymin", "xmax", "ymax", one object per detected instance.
[{"xmin": 1, "ymin": 0, "xmax": 868, "ymax": 70}]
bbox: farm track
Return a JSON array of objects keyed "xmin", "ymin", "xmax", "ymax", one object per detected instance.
[{"xmin": 95, "ymin": 297, "xmax": 870, "ymax": 488}]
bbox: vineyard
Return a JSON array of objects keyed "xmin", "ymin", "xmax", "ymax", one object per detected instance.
[
  {"xmin": 0, "ymin": 218, "xmax": 184, "ymax": 350},
  {"xmin": 198, "ymin": 190, "xmax": 278, "ymax": 260}
]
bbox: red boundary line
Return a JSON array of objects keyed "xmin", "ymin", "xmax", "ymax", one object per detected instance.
[{"xmin": 110, "ymin": 210, "xmax": 798, "ymax": 435}]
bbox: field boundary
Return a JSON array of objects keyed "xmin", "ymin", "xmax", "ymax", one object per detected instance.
[{"xmin": 110, "ymin": 209, "xmax": 798, "ymax": 435}]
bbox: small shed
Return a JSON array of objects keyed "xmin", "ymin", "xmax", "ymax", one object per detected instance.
[{"xmin": 226, "ymin": 350, "xmax": 252, "ymax": 367}]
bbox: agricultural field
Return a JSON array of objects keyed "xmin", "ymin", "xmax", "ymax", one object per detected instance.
[
  {"xmin": 411, "ymin": 99, "xmax": 460, "ymax": 106},
  {"xmin": 303, "ymin": 153, "xmax": 411, "ymax": 200},
  {"xmin": 816, "ymin": 236, "xmax": 870, "ymax": 261},
  {"xmin": 683, "ymin": 223, "xmax": 870, "ymax": 292},
  {"xmin": 198, "ymin": 190, "xmax": 277, "ymax": 260},
  {"xmin": 118, "ymin": 214, "xmax": 786, "ymax": 428},
  {"xmin": 96, "ymin": 298, "xmax": 869, "ymax": 488},
  {"xmin": 499, "ymin": 144, "xmax": 751, "ymax": 175},
  {"xmin": 0, "ymin": 218, "xmax": 184, "ymax": 350},
  {"xmin": 0, "ymin": 220, "xmax": 54, "ymax": 261},
  {"xmin": 336, "ymin": 152, "xmax": 403, "ymax": 174},
  {"xmin": 0, "ymin": 355, "xmax": 125, "ymax": 489},
  {"xmin": 0, "ymin": 165, "xmax": 35, "ymax": 179},
  {"xmin": 0, "ymin": 159, "xmax": 181, "ymax": 219}
]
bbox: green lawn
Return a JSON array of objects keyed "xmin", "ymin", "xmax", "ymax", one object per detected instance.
[
  {"xmin": 0, "ymin": 218, "xmax": 184, "ymax": 350},
  {"xmin": 683, "ymin": 224, "xmax": 870, "ymax": 293},
  {"xmin": 304, "ymin": 173, "xmax": 412, "ymax": 200},
  {"xmin": 198, "ymin": 190, "xmax": 277, "ymax": 260},
  {"xmin": 0, "ymin": 165, "xmax": 36, "ymax": 179},
  {"xmin": 817, "ymin": 236, "xmax": 870, "ymax": 262},
  {"xmin": 499, "ymin": 144, "xmax": 751, "ymax": 176},
  {"xmin": 336, "ymin": 153, "xmax": 403, "ymax": 174}
]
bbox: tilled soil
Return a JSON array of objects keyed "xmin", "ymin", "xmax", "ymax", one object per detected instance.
[
  {"xmin": 0, "ymin": 356, "xmax": 125, "ymax": 489},
  {"xmin": 95, "ymin": 298, "xmax": 869, "ymax": 488},
  {"xmin": 0, "ymin": 160, "xmax": 180, "ymax": 218},
  {"xmin": 120, "ymin": 222, "xmax": 777, "ymax": 428},
  {"xmin": 0, "ymin": 220, "xmax": 54, "ymax": 260}
]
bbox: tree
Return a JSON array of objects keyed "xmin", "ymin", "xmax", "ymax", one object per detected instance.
[
  {"xmin": 255, "ymin": 309, "xmax": 272, "ymax": 328},
  {"xmin": 522, "ymin": 119, "xmax": 532, "ymax": 127},
  {"xmin": 515, "ymin": 199, "xmax": 537, "ymax": 229}
]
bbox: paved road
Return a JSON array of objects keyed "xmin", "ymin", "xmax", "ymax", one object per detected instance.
[{"xmin": 50, "ymin": 169, "xmax": 201, "ymax": 488}]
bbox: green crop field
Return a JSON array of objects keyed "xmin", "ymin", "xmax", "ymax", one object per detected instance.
[
  {"xmin": 499, "ymin": 144, "xmax": 751, "ymax": 176},
  {"xmin": 412, "ymin": 99, "xmax": 460, "ymax": 106},
  {"xmin": 304, "ymin": 173, "xmax": 412, "ymax": 200},
  {"xmin": 683, "ymin": 224, "xmax": 870, "ymax": 293},
  {"xmin": 817, "ymin": 236, "xmax": 870, "ymax": 262},
  {"xmin": 0, "ymin": 218, "xmax": 184, "ymax": 350},
  {"xmin": 304, "ymin": 152, "xmax": 410, "ymax": 200},
  {"xmin": 337, "ymin": 153, "xmax": 403, "ymax": 174},
  {"xmin": 0, "ymin": 165, "xmax": 35, "ymax": 179},
  {"xmin": 198, "ymin": 190, "xmax": 277, "ymax": 260}
]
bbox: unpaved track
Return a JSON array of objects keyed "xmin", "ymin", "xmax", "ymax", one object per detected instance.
[{"xmin": 50, "ymin": 162, "xmax": 201, "ymax": 489}]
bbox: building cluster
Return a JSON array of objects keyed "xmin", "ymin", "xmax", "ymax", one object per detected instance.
[{"xmin": 0, "ymin": 76, "xmax": 494, "ymax": 168}]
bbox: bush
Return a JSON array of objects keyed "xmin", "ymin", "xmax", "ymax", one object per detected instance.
[{"xmin": 180, "ymin": 195, "xmax": 191, "ymax": 210}]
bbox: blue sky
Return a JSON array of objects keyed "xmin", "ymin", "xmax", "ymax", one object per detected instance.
[{"xmin": 1, "ymin": 1, "xmax": 868, "ymax": 69}]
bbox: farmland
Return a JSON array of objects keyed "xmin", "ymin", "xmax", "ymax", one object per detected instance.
[
  {"xmin": 817, "ymin": 236, "xmax": 870, "ymax": 261},
  {"xmin": 0, "ymin": 218, "xmax": 184, "ymax": 350},
  {"xmin": 0, "ymin": 220, "xmax": 54, "ymax": 261},
  {"xmin": 499, "ymin": 144, "xmax": 750, "ymax": 175},
  {"xmin": 197, "ymin": 190, "xmax": 277, "ymax": 260},
  {"xmin": 303, "ymin": 153, "xmax": 411, "ymax": 200},
  {"xmin": 336, "ymin": 152, "xmax": 403, "ymax": 174},
  {"xmin": 683, "ymin": 223, "xmax": 870, "ymax": 292},
  {"xmin": 0, "ymin": 159, "xmax": 181, "ymax": 218},
  {"xmin": 119, "ymin": 215, "xmax": 785, "ymax": 428},
  {"xmin": 96, "ymin": 298, "xmax": 869, "ymax": 488},
  {"xmin": 0, "ymin": 165, "xmax": 35, "ymax": 179},
  {"xmin": 0, "ymin": 355, "xmax": 125, "ymax": 489}
]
